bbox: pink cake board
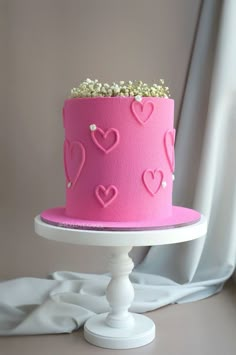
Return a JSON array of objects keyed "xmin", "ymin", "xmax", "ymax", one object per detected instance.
[{"xmin": 40, "ymin": 206, "xmax": 201, "ymax": 231}]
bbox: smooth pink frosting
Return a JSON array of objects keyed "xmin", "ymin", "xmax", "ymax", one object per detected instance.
[{"xmin": 63, "ymin": 97, "xmax": 175, "ymax": 223}]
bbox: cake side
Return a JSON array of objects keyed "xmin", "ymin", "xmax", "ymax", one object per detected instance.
[{"xmin": 63, "ymin": 96, "xmax": 175, "ymax": 223}]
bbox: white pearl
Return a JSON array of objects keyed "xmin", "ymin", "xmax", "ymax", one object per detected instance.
[
  {"xmin": 67, "ymin": 182, "xmax": 72, "ymax": 188},
  {"xmin": 172, "ymin": 174, "xmax": 175, "ymax": 181},
  {"xmin": 89, "ymin": 124, "xmax": 97, "ymax": 131},
  {"xmin": 162, "ymin": 181, "xmax": 167, "ymax": 188},
  {"xmin": 135, "ymin": 95, "xmax": 142, "ymax": 102}
]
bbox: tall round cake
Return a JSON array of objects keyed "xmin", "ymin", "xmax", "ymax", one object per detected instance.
[
  {"xmin": 40, "ymin": 79, "xmax": 201, "ymax": 230},
  {"xmin": 63, "ymin": 95, "xmax": 175, "ymax": 224}
]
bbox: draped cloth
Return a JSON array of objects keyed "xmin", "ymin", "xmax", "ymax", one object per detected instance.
[{"xmin": 0, "ymin": 0, "xmax": 235, "ymax": 335}]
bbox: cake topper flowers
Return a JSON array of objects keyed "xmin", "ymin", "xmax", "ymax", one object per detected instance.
[{"xmin": 70, "ymin": 79, "xmax": 170, "ymax": 98}]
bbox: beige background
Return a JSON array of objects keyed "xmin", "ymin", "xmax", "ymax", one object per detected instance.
[{"xmin": 0, "ymin": 0, "xmax": 201, "ymax": 279}]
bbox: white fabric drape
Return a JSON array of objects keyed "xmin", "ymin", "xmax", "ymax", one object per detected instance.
[{"xmin": 0, "ymin": 0, "xmax": 236, "ymax": 335}]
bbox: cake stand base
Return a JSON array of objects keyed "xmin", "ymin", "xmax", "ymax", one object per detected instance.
[{"xmin": 84, "ymin": 313, "xmax": 155, "ymax": 349}]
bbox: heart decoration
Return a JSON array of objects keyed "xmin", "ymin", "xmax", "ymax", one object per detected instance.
[
  {"xmin": 95, "ymin": 185, "xmax": 118, "ymax": 208},
  {"xmin": 91, "ymin": 127, "xmax": 120, "ymax": 154},
  {"xmin": 143, "ymin": 169, "xmax": 164, "ymax": 196},
  {"xmin": 64, "ymin": 139, "xmax": 86, "ymax": 189},
  {"xmin": 131, "ymin": 100, "xmax": 155, "ymax": 125},
  {"xmin": 164, "ymin": 129, "xmax": 176, "ymax": 172}
]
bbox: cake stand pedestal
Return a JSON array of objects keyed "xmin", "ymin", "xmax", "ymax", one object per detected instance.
[{"xmin": 34, "ymin": 215, "xmax": 207, "ymax": 349}]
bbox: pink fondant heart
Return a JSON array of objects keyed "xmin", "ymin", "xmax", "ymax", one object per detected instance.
[
  {"xmin": 91, "ymin": 127, "xmax": 120, "ymax": 154},
  {"xmin": 164, "ymin": 129, "xmax": 176, "ymax": 172},
  {"xmin": 131, "ymin": 100, "xmax": 155, "ymax": 125},
  {"xmin": 95, "ymin": 185, "xmax": 118, "ymax": 208},
  {"xmin": 64, "ymin": 139, "xmax": 86, "ymax": 189},
  {"xmin": 143, "ymin": 169, "xmax": 163, "ymax": 196}
]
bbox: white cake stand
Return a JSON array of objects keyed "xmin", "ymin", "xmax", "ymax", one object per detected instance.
[{"xmin": 34, "ymin": 215, "xmax": 207, "ymax": 349}]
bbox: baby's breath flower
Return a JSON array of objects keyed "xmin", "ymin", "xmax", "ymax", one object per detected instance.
[{"xmin": 69, "ymin": 78, "xmax": 170, "ymax": 98}]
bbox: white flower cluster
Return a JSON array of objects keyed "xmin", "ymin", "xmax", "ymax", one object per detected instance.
[{"xmin": 70, "ymin": 79, "xmax": 170, "ymax": 98}]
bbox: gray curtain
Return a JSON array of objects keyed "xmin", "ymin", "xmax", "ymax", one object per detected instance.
[{"xmin": 136, "ymin": 0, "xmax": 236, "ymax": 295}]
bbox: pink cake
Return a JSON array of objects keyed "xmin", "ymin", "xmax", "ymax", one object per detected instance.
[{"xmin": 62, "ymin": 96, "xmax": 175, "ymax": 224}]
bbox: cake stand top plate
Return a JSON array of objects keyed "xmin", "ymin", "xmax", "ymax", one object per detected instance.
[{"xmin": 35, "ymin": 214, "xmax": 207, "ymax": 247}]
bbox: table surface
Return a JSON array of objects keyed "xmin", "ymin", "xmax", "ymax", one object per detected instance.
[
  {"xmin": 35, "ymin": 215, "xmax": 207, "ymax": 247},
  {"xmin": 1, "ymin": 280, "xmax": 235, "ymax": 355}
]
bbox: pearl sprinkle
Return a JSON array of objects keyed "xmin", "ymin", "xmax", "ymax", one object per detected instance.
[
  {"xmin": 135, "ymin": 95, "xmax": 142, "ymax": 102},
  {"xmin": 162, "ymin": 181, "xmax": 167, "ymax": 188},
  {"xmin": 89, "ymin": 124, "xmax": 97, "ymax": 131}
]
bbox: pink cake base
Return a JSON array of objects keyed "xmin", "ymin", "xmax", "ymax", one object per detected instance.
[{"xmin": 40, "ymin": 206, "xmax": 201, "ymax": 231}]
